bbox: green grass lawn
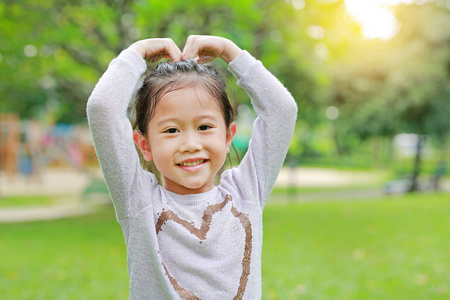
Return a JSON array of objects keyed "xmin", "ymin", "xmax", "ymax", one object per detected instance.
[
  {"xmin": 0, "ymin": 208, "xmax": 129, "ymax": 299},
  {"xmin": 263, "ymin": 193, "xmax": 450, "ymax": 299},
  {"xmin": 0, "ymin": 195, "xmax": 57, "ymax": 207},
  {"xmin": 1, "ymin": 193, "xmax": 449, "ymax": 299}
]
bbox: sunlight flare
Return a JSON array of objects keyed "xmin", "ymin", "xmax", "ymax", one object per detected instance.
[{"xmin": 344, "ymin": 0, "xmax": 404, "ymax": 39}]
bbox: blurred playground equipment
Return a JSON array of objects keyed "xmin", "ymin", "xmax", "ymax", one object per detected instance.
[
  {"xmin": 0, "ymin": 114, "xmax": 19, "ymax": 181},
  {"xmin": 0, "ymin": 114, "xmax": 97, "ymax": 183}
]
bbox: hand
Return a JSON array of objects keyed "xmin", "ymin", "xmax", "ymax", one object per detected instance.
[
  {"xmin": 129, "ymin": 38, "xmax": 182, "ymax": 62},
  {"xmin": 181, "ymin": 35, "xmax": 242, "ymax": 64}
]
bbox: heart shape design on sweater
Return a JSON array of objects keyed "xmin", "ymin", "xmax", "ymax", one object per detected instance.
[{"xmin": 155, "ymin": 194, "xmax": 252, "ymax": 300}]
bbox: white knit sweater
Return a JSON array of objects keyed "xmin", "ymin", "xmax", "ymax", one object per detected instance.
[{"xmin": 87, "ymin": 49, "xmax": 297, "ymax": 299}]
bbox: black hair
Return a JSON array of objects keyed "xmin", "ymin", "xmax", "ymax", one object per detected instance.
[{"xmin": 134, "ymin": 60, "xmax": 234, "ymax": 134}]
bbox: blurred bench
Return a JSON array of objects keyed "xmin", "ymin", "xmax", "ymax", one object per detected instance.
[{"xmin": 384, "ymin": 177, "xmax": 413, "ymax": 194}]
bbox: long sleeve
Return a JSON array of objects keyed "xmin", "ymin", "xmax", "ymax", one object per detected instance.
[
  {"xmin": 86, "ymin": 49, "xmax": 156, "ymax": 220},
  {"xmin": 222, "ymin": 51, "xmax": 298, "ymax": 207}
]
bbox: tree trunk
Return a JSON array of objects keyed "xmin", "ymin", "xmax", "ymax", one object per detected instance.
[
  {"xmin": 332, "ymin": 119, "xmax": 343, "ymax": 157},
  {"xmin": 432, "ymin": 136, "xmax": 448, "ymax": 191},
  {"xmin": 408, "ymin": 134, "xmax": 424, "ymax": 192},
  {"xmin": 386, "ymin": 136, "xmax": 394, "ymax": 164}
]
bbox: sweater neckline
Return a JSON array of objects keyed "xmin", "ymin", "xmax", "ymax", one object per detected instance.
[{"xmin": 164, "ymin": 186, "xmax": 219, "ymax": 206}]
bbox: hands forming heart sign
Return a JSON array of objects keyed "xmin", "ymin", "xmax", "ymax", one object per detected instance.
[{"xmin": 129, "ymin": 35, "xmax": 242, "ymax": 65}]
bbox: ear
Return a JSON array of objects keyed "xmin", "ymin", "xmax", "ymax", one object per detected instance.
[
  {"xmin": 133, "ymin": 130, "xmax": 153, "ymax": 161},
  {"xmin": 226, "ymin": 122, "xmax": 237, "ymax": 153}
]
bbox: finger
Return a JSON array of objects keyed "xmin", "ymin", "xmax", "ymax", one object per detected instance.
[
  {"xmin": 182, "ymin": 35, "xmax": 199, "ymax": 60},
  {"xmin": 181, "ymin": 36, "xmax": 194, "ymax": 59},
  {"xmin": 151, "ymin": 39, "xmax": 179, "ymax": 62},
  {"xmin": 166, "ymin": 40, "xmax": 182, "ymax": 62},
  {"xmin": 147, "ymin": 39, "xmax": 181, "ymax": 62}
]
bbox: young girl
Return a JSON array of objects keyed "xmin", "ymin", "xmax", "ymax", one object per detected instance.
[{"xmin": 87, "ymin": 35, "xmax": 297, "ymax": 299}]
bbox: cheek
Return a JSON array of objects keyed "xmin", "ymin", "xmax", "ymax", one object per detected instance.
[
  {"xmin": 152, "ymin": 151, "xmax": 172, "ymax": 173},
  {"xmin": 214, "ymin": 138, "xmax": 230, "ymax": 159},
  {"xmin": 149, "ymin": 137, "xmax": 173, "ymax": 162}
]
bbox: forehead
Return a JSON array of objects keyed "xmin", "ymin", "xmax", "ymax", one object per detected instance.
[{"xmin": 152, "ymin": 85, "xmax": 223, "ymax": 120}]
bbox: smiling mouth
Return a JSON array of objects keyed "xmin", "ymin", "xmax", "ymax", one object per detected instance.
[{"xmin": 177, "ymin": 159, "xmax": 207, "ymax": 167}]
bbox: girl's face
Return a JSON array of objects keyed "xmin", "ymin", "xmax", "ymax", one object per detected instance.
[{"xmin": 134, "ymin": 85, "xmax": 236, "ymax": 195}]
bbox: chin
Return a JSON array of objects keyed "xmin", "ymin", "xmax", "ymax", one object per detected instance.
[
  {"xmin": 186, "ymin": 182, "xmax": 212, "ymax": 191},
  {"xmin": 186, "ymin": 183, "xmax": 208, "ymax": 190},
  {"xmin": 164, "ymin": 176, "xmax": 214, "ymax": 194}
]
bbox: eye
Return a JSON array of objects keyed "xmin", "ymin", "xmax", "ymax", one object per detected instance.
[
  {"xmin": 198, "ymin": 125, "xmax": 212, "ymax": 131},
  {"xmin": 164, "ymin": 128, "xmax": 179, "ymax": 134}
]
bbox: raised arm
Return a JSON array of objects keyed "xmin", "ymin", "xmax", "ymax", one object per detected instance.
[
  {"xmin": 220, "ymin": 40, "xmax": 298, "ymax": 208},
  {"xmin": 86, "ymin": 38, "xmax": 181, "ymax": 219},
  {"xmin": 180, "ymin": 35, "xmax": 297, "ymax": 207},
  {"xmin": 181, "ymin": 35, "xmax": 297, "ymax": 207}
]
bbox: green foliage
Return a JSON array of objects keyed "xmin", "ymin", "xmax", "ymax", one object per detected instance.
[{"xmin": 2, "ymin": 0, "xmax": 305, "ymax": 122}]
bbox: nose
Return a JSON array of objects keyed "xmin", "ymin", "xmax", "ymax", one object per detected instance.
[{"xmin": 179, "ymin": 131, "xmax": 202, "ymax": 153}]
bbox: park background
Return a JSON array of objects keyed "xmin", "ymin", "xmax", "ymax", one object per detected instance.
[{"xmin": 0, "ymin": 0, "xmax": 449, "ymax": 299}]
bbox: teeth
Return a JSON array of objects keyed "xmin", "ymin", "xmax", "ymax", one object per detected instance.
[{"xmin": 179, "ymin": 159, "xmax": 205, "ymax": 167}]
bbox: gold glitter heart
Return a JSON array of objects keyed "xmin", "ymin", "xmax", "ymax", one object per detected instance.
[{"xmin": 156, "ymin": 195, "xmax": 252, "ymax": 300}]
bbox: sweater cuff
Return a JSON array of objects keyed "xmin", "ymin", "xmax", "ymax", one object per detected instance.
[
  {"xmin": 116, "ymin": 48, "xmax": 147, "ymax": 75},
  {"xmin": 228, "ymin": 50, "xmax": 258, "ymax": 79}
]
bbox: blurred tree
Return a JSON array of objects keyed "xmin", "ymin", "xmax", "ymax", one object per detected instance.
[
  {"xmin": 323, "ymin": 1, "xmax": 450, "ymax": 190},
  {"xmin": 0, "ymin": 0, "xmax": 317, "ymax": 123},
  {"xmin": 378, "ymin": 2, "xmax": 450, "ymax": 191}
]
